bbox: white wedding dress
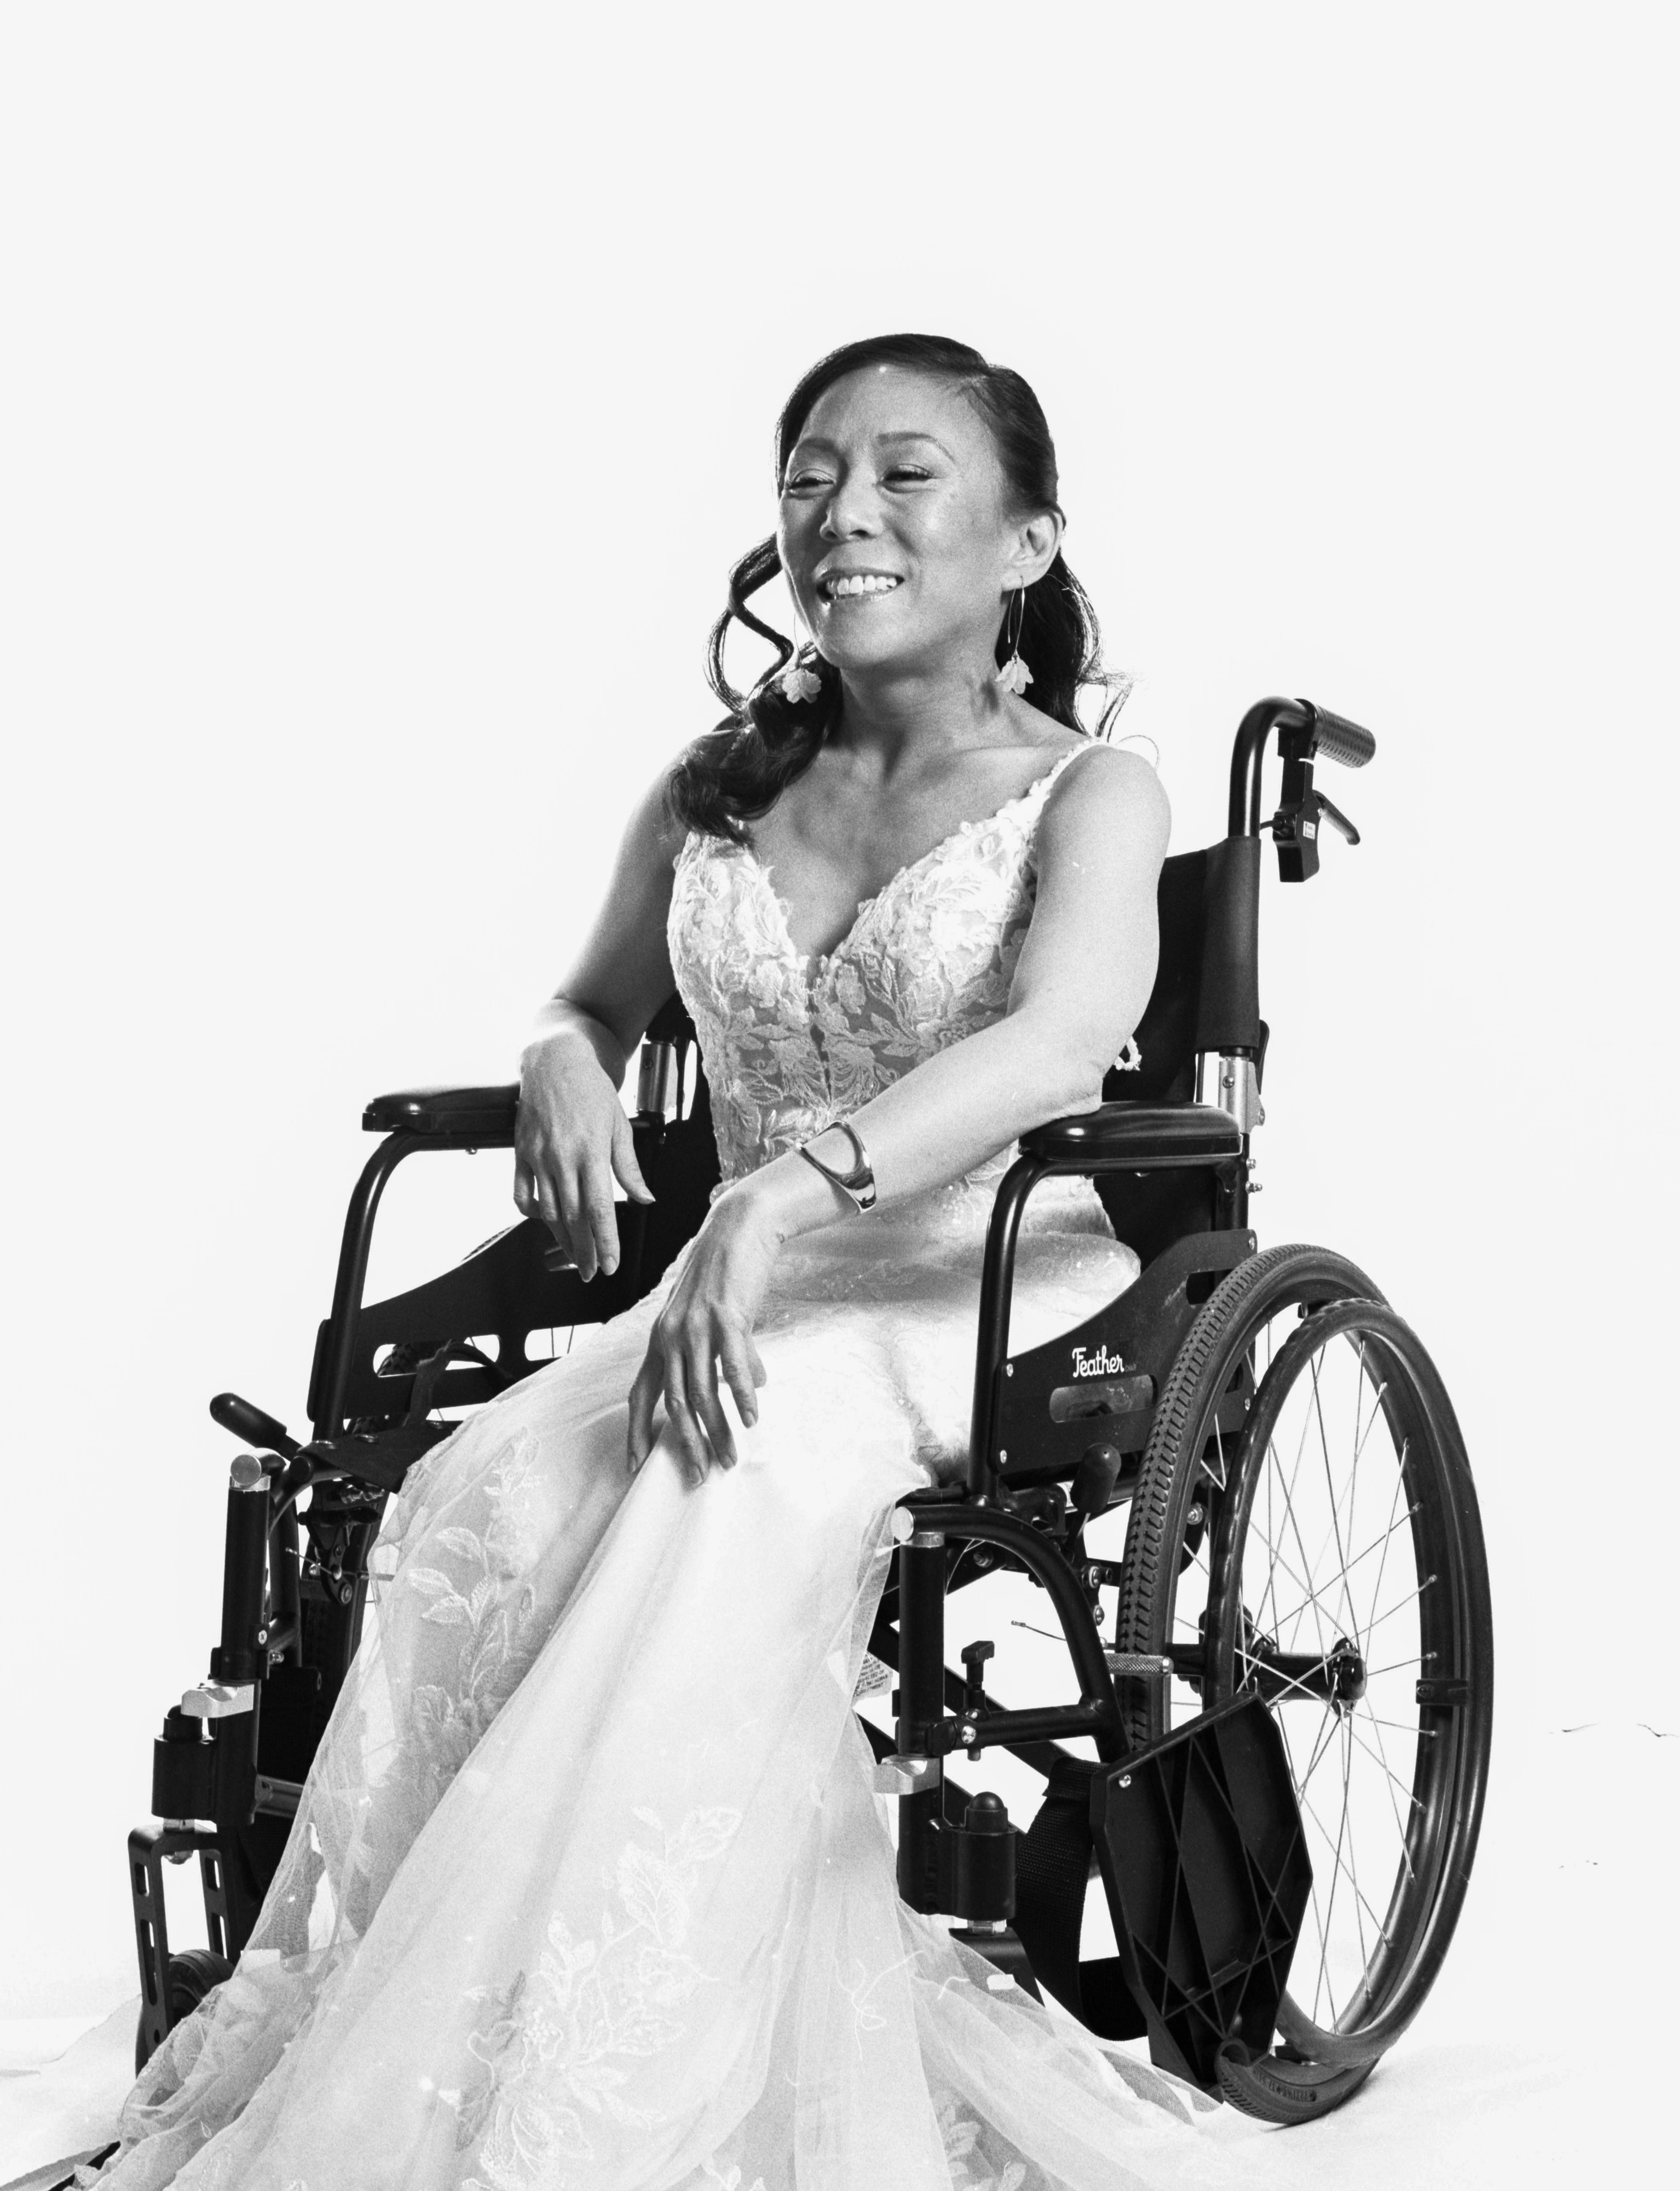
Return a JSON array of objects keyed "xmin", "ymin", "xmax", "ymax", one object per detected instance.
[{"xmin": 102, "ymin": 746, "xmax": 1238, "ymax": 2191}]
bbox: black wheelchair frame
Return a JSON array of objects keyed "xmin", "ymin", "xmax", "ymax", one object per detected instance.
[{"xmin": 128, "ymin": 697, "xmax": 1494, "ymax": 2130}]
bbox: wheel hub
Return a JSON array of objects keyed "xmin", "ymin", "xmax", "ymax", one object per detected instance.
[{"xmin": 1326, "ymin": 1638, "xmax": 1367, "ymax": 1707}]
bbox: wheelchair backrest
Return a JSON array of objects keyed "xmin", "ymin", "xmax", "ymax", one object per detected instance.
[{"xmin": 1118, "ymin": 839, "xmax": 1263, "ymax": 1103}]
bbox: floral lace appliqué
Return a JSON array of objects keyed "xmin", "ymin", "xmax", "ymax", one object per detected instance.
[
  {"xmin": 396, "ymin": 1433, "xmax": 546, "ymax": 1804},
  {"xmin": 669, "ymin": 748, "xmax": 1139, "ymax": 1191},
  {"xmin": 445, "ymin": 1804, "xmax": 742, "ymax": 2189},
  {"xmin": 936, "ymin": 2090, "xmax": 1028, "ymax": 2191}
]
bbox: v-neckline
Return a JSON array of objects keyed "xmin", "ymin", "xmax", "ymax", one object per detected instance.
[{"xmin": 738, "ymin": 745, "xmax": 1087, "ymax": 977}]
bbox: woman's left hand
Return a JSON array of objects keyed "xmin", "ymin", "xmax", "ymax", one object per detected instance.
[{"xmin": 626, "ymin": 1188, "xmax": 778, "ymax": 1481}]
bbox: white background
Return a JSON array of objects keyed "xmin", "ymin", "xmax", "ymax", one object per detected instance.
[{"xmin": 1, "ymin": 3, "xmax": 1674, "ymax": 2162}]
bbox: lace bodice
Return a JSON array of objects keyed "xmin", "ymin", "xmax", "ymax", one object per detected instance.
[{"xmin": 668, "ymin": 744, "xmax": 1119, "ymax": 1189}]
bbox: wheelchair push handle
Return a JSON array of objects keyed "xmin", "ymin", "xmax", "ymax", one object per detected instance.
[
  {"xmin": 1309, "ymin": 703, "xmax": 1377, "ymax": 772},
  {"xmin": 1228, "ymin": 696, "xmax": 1376, "ymax": 885}
]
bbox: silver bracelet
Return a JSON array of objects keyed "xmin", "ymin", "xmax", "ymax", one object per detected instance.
[{"xmin": 797, "ymin": 1118, "xmax": 878, "ymax": 1214}]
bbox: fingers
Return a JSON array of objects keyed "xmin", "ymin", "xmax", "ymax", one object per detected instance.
[
  {"xmin": 626, "ymin": 1352, "xmax": 660, "ymax": 1474},
  {"xmin": 517, "ymin": 1087, "xmax": 639, "ymax": 1279},
  {"xmin": 576, "ymin": 1169, "xmax": 622, "ymax": 1279},
  {"xmin": 512, "ymin": 1159, "xmax": 537, "ymax": 1219},
  {"xmin": 627, "ymin": 1315, "xmax": 764, "ymax": 1485},
  {"xmin": 611, "ymin": 1109, "xmax": 656, "ymax": 1206},
  {"xmin": 515, "ymin": 1151, "xmax": 622, "ymax": 1281},
  {"xmin": 538, "ymin": 1170, "xmax": 585, "ymax": 1271},
  {"xmin": 688, "ymin": 1349, "xmax": 739, "ymax": 1472},
  {"xmin": 717, "ymin": 1333, "xmax": 761, "ymax": 1432},
  {"xmin": 661, "ymin": 1351, "xmax": 712, "ymax": 1487}
]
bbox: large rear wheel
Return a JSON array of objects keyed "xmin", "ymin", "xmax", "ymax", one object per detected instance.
[{"xmin": 1111, "ymin": 1247, "xmax": 1493, "ymax": 2120}]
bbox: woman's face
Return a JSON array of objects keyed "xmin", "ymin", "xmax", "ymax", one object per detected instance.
[{"xmin": 777, "ymin": 365, "xmax": 1058, "ymax": 684}]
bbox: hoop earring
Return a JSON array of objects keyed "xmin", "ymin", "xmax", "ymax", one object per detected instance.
[{"xmin": 996, "ymin": 582, "xmax": 1033, "ymax": 696}]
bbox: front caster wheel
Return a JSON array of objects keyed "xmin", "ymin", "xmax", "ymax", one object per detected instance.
[{"xmin": 134, "ymin": 1948, "xmax": 235, "ymax": 2073}]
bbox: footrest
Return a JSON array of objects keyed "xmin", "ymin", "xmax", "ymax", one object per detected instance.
[{"xmin": 1092, "ymin": 1692, "xmax": 1312, "ymax": 2088}]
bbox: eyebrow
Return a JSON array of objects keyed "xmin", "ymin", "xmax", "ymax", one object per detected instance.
[{"xmin": 790, "ymin": 430, "xmax": 955, "ymax": 460}]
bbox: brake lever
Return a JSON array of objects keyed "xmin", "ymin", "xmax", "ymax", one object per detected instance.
[{"xmin": 1271, "ymin": 772, "xmax": 1361, "ymax": 882}]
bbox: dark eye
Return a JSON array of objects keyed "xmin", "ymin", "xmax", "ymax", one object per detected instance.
[
  {"xmin": 783, "ymin": 470, "xmax": 830, "ymax": 494},
  {"xmin": 885, "ymin": 466, "xmax": 932, "ymax": 484}
]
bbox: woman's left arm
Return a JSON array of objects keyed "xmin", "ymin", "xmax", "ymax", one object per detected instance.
[
  {"xmin": 627, "ymin": 747, "xmax": 1168, "ymax": 1475},
  {"xmin": 798, "ymin": 743, "xmax": 1169, "ymax": 1202}
]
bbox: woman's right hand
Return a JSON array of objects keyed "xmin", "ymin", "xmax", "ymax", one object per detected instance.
[{"xmin": 514, "ymin": 1032, "xmax": 654, "ymax": 1280}]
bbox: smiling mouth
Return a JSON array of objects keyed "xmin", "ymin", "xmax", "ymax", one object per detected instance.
[{"xmin": 820, "ymin": 572, "xmax": 903, "ymax": 602}]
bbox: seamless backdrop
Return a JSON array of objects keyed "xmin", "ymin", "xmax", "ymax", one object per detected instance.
[{"xmin": 2, "ymin": 1, "xmax": 1674, "ymax": 2071}]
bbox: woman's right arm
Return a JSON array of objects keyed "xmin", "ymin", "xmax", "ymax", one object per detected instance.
[{"xmin": 514, "ymin": 770, "xmax": 686, "ymax": 1281}]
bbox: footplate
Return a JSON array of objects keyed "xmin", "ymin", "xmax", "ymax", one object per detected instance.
[{"xmin": 1091, "ymin": 1692, "xmax": 1312, "ymax": 2088}]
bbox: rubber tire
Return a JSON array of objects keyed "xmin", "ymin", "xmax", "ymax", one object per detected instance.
[
  {"xmin": 134, "ymin": 1948, "xmax": 235, "ymax": 2074},
  {"xmin": 1112, "ymin": 1249, "xmax": 1493, "ymax": 2116}
]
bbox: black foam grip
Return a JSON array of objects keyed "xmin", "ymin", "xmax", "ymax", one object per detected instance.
[
  {"xmin": 1195, "ymin": 835, "xmax": 1262, "ymax": 1054},
  {"xmin": 1310, "ymin": 706, "xmax": 1376, "ymax": 769},
  {"xmin": 210, "ymin": 1391, "xmax": 296, "ymax": 1456}
]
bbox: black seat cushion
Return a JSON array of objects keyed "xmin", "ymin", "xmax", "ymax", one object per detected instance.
[
  {"xmin": 1020, "ymin": 1101, "xmax": 1242, "ymax": 1165},
  {"xmin": 363, "ymin": 1085, "xmax": 520, "ymax": 1137}
]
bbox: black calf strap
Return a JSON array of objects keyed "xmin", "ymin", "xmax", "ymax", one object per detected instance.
[{"xmin": 1011, "ymin": 1759, "xmax": 1146, "ymax": 2041}]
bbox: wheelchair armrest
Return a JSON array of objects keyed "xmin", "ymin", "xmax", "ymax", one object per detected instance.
[
  {"xmin": 362, "ymin": 1084, "xmax": 520, "ymax": 1138},
  {"xmin": 1019, "ymin": 1101, "xmax": 1242, "ymax": 1166}
]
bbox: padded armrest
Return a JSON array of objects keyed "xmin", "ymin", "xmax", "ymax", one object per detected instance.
[
  {"xmin": 363, "ymin": 1084, "xmax": 520, "ymax": 1137},
  {"xmin": 1020, "ymin": 1101, "xmax": 1242, "ymax": 1166}
]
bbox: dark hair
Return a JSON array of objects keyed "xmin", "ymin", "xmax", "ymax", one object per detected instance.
[{"xmin": 666, "ymin": 333, "xmax": 1130, "ymax": 842}]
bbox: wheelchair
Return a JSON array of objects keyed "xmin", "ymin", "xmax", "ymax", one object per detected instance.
[{"xmin": 126, "ymin": 696, "xmax": 1493, "ymax": 2131}]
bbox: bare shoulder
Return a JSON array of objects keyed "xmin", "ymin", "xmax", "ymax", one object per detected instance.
[
  {"xmin": 622, "ymin": 758, "xmax": 692, "ymax": 873},
  {"xmin": 1041, "ymin": 740, "xmax": 1170, "ymax": 854}
]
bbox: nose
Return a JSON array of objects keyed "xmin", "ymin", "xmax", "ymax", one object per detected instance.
[{"xmin": 818, "ymin": 468, "xmax": 882, "ymax": 543}]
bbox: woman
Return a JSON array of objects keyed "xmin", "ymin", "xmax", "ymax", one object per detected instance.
[{"xmin": 103, "ymin": 336, "xmax": 1236, "ymax": 2190}]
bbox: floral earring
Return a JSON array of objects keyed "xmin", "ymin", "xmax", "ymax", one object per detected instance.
[
  {"xmin": 996, "ymin": 582, "xmax": 1033, "ymax": 696},
  {"xmin": 776, "ymin": 601, "xmax": 824, "ymax": 704},
  {"xmin": 777, "ymin": 652, "xmax": 823, "ymax": 704}
]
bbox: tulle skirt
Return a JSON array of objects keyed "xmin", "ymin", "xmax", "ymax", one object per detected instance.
[{"xmin": 101, "ymin": 1179, "xmax": 1241, "ymax": 2190}]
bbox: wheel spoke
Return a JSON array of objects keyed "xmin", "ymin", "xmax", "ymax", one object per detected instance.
[
  {"xmin": 1263, "ymin": 1500, "xmax": 1421, "ymax": 1640},
  {"xmin": 1277, "ymin": 1709, "xmax": 1335, "ymax": 2022},
  {"xmin": 1296, "ymin": 1364, "xmax": 1392, "ymax": 1622},
  {"xmin": 1344, "ymin": 1713, "xmax": 1426, "ymax": 1814},
  {"xmin": 1310, "ymin": 1725, "xmax": 1350, "ymax": 2023},
  {"xmin": 1268, "ymin": 1411, "xmax": 1338, "ymax": 1662},
  {"xmin": 1342, "ymin": 1717, "xmax": 1371, "ymax": 1975},
  {"xmin": 1360, "ymin": 1580, "xmax": 1436, "ymax": 1645},
  {"xmin": 1207, "ymin": 1409, "xmax": 1229, "ymax": 1494},
  {"xmin": 1297, "ymin": 1701, "xmax": 1342, "ymax": 1789},
  {"xmin": 1359, "ymin": 1437, "xmax": 1411, "ymax": 1666},
  {"xmin": 1294, "ymin": 1771, "xmax": 1400, "ymax": 1953},
  {"xmin": 1352, "ymin": 1704, "xmax": 1423, "ymax": 1882},
  {"xmin": 1260, "ymin": 1395, "xmax": 1321, "ymax": 1650},
  {"xmin": 1308, "ymin": 1353, "xmax": 1362, "ymax": 1647}
]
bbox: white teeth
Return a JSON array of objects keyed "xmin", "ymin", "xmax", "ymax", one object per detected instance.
[{"xmin": 827, "ymin": 573, "xmax": 900, "ymax": 598}]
